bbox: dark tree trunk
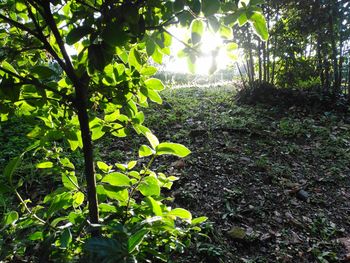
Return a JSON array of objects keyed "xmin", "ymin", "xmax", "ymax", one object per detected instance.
[
  {"xmin": 316, "ymin": 34, "xmax": 325, "ymax": 89},
  {"xmin": 328, "ymin": 1, "xmax": 340, "ymax": 95},
  {"xmin": 258, "ymin": 40, "xmax": 262, "ymax": 83},
  {"xmin": 75, "ymin": 84, "xmax": 99, "ymax": 237},
  {"xmin": 262, "ymin": 41, "xmax": 267, "ymax": 82},
  {"xmin": 247, "ymin": 29, "xmax": 255, "ymax": 84},
  {"xmin": 271, "ymin": 7, "xmax": 279, "ymax": 85}
]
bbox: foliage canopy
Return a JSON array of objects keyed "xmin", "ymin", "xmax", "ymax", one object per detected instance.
[{"xmin": 0, "ymin": 0, "xmax": 267, "ymax": 261}]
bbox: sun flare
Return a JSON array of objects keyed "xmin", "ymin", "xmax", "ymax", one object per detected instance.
[{"xmin": 164, "ymin": 27, "xmax": 239, "ymax": 75}]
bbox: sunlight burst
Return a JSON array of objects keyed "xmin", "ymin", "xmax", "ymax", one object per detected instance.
[{"xmin": 164, "ymin": 27, "xmax": 240, "ymax": 75}]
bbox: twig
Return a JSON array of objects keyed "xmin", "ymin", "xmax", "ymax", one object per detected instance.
[{"xmin": 123, "ymin": 155, "xmax": 156, "ymax": 222}]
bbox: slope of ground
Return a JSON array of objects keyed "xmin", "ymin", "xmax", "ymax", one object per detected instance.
[
  {"xmin": 136, "ymin": 86, "xmax": 350, "ymax": 263},
  {"xmin": 1, "ymin": 85, "xmax": 349, "ymax": 262}
]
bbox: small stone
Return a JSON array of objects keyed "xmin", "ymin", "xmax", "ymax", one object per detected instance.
[
  {"xmin": 296, "ymin": 189, "xmax": 309, "ymax": 202},
  {"xmin": 171, "ymin": 159, "xmax": 185, "ymax": 169},
  {"xmin": 162, "ymin": 101, "xmax": 172, "ymax": 109}
]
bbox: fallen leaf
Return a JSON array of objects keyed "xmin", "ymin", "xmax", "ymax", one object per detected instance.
[{"xmin": 228, "ymin": 226, "xmax": 246, "ymax": 240}]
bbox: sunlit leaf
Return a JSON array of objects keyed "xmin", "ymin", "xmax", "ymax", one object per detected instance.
[
  {"xmin": 139, "ymin": 145, "xmax": 154, "ymax": 157},
  {"xmin": 190, "ymin": 19, "xmax": 204, "ymax": 45},
  {"xmin": 156, "ymin": 142, "xmax": 191, "ymax": 157},
  {"xmin": 145, "ymin": 78, "xmax": 165, "ymax": 91},
  {"xmin": 168, "ymin": 208, "xmax": 192, "ymax": 221},
  {"xmin": 3, "ymin": 211, "xmax": 18, "ymax": 226},
  {"xmin": 128, "ymin": 228, "xmax": 149, "ymax": 253},
  {"xmin": 145, "ymin": 196, "xmax": 162, "ymax": 216},
  {"xmin": 102, "ymin": 172, "xmax": 131, "ymax": 187},
  {"xmin": 138, "ymin": 176, "xmax": 160, "ymax": 197},
  {"xmin": 145, "ymin": 131, "xmax": 159, "ymax": 149},
  {"xmin": 36, "ymin": 161, "xmax": 53, "ymax": 169},
  {"xmin": 249, "ymin": 12, "xmax": 269, "ymax": 40}
]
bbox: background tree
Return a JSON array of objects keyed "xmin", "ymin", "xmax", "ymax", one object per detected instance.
[{"xmin": 235, "ymin": 0, "xmax": 350, "ymax": 101}]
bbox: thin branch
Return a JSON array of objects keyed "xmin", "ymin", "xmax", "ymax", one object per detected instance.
[
  {"xmin": 25, "ymin": 1, "xmax": 69, "ymax": 73},
  {"xmin": 123, "ymin": 155, "xmax": 156, "ymax": 222},
  {"xmin": 0, "ymin": 13, "xmax": 40, "ymax": 38},
  {"xmin": 146, "ymin": 10, "xmax": 184, "ymax": 30},
  {"xmin": 41, "ymin": 1, "xmax": 80, "ymax": 86},
  {"xmin": 163, "ymin": 28, "xmax": 202, "ymax": 56}
]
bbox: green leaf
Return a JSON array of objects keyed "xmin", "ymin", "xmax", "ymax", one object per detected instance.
[
  {"xmin": 250, "ymin": 0, "xmax": 265, "ymax": 5},
  {"xmin": 190, "ymin": 19, "xmax": 204, "ymax": 45},
  {"xmin": 128, "ymin": 48, "xmax": 142, "ymax": 71},
  {"xmin": 192, "ymin": 216, "xmax": 208, "ymax": 225},
  {"xmin": 187, "ymin": 56, "xmax": 196, "ymax": 74},
  {"xmin": 173, "ymin": 0, "xmax": 185, "ymax": 12},
  {"xmin": 103, "ymin": 186, "xmax": 129, "ymax": 203},
  {"xmin": 66, "ymin": 26, "xmax": 92, "ymax": 45},
  {"xmin": 1, "ymin": 61, "xmax": 17, "ymax": 74},
  {"xmin": 28, "ymin": 231, "xmax": 44, "ymax": 241},
  {"xmin": 168, "ymin": 208, "xmax": 192, "ymax": 221},
  {"xmin": 99, "ymin": 203, "xmax": 117, "ymax": 213},
  {"xmin": 91, "ymin": 125, "xmax": 105, "ymax": 140},
  {"xmin": 47, "ymin": 192, "xmax": 73, "ymax": 217},
  {"xmin": 36, "ymin": 161, "xmax": 53, "ymax": 169},
  {"xmin": 147, "ymin": 89, "xmax": 163, "ymax": 104},
  {"xmin": 59, "ymin": 228, "xmax": 72, "ymax": 249},
  {"xmin": 201, "ymin": 0, "xmax": 220, "ymax": 16},
  {"xmin": 128, "ymin": 229, "xmax": 149, "ymax": 253},
  {"xmin": 32, "ymin": 66, "xmax": 56, "ymax": 79},
  {"xmin": 102, "ymin": 23, "xmax": 128, "ymax": 47},
  {"xmin": 226, "ymin": 42, "xmax": 239, "ymax": 51},
  {"xmin": 156, "ymin": 142, "xmax": 191, "ymax": 157},
  {"xmin": 145, "ymin": 131, "xmax": 159, "ymax": 149},
  {"xmin": 62, "ymin": 172, "xmax": 79, "ymax": 190},
  {"xmin": 238, "ymin": 12, "xmax": 248, "ymax": 26},
  {"xmin": 151, "ymin": 47, "xmax": 163, "ymax": 64},
  {"xmin": 127, "ymin": 161, "xmax": 137, "ymax": 170},
  {"xmin": 139, "ymin": 145, "xmax": 154, "ymax": 157},
  {"xmin": 249, "ymin": 12, "xmax": 269, "ymax": 40},
  {"xmin": 138, "ymin": 176, "xmax": 160, "ymax": 197},
  {"xmin": 4, "ymin": 156, "xmax": 21, "ymax": 185},
  {"xmin": 145, "ymin": 78, "xmax": 165, "ymax": 91},
  {"xmin": 85, "ymin": 238, "xmax": 128, "ymax": 260},
  {"xmin": 146, "ymin": 38, "xmax": 156, "ymax": 56},
  {"xmin": 208, "ymin": 16, "xmax": 220, "ymax": 32},
  {"xmin": 219, "ymin": 25, "xmax": 233, "ymax": 40},
  {"xmin": 3, "ymin": 211, "xmax": 18, "ymax": 226},
  {"xmin": 97, "ymin": 161, "xmax": 112, "ymax": 173},
  {"xmin": 145, "ymin": 196, "xmax": 162, "ymax": 216},
  {"xmin": 141, "ymin": 66, "xmax": 157, "ymax": 76},
  {"xmin": 73, "ymin": 191, "xmax": 84, "ymax": 207},
  {"xmin": 102, "ymin": 172, "xmax": 131, "ymax": 187},
  {"xmin": 224, "ymin": 11, "xmax": 244, "ymax": 26}
]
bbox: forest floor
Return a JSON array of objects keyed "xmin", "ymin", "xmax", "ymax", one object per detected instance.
[
  {"xmin": 129, "ymin": 85, "xmax": 350, "ymax": 263},
  {"xmin": 1, "ymin": 85, "xmax": 350, "ymax": 262}
]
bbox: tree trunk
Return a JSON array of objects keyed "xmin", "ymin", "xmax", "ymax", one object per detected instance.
[
  {"xmin": 271, "ymin": 7, "xmax": 279, "ymax": 85},
  {"xmin": 316, "ymin": 34, "xmax": 325, "ymax": 89},
  {"xmin": 262, "ymin": 41, "xmax": 267, "ymax": 82},
  {"xmin": 348, "ymin": 63, "xmax": 350, "ymax": 102},
  {"xmin": 266, "ymin": 2, "xmax": 270, "ymax": 83},
  {"xmin": 247, "ymin": 29, "xmax": 255, "ymax": 84},
  {"xmin": 258, "ymin": 40, "xmax": 262, "ymax": 83},
  {"xmin": 75, "ymin": 84, "xmax": 99, "ymax": 237},
  {"xmin": 328, "ymin": 1, "xmax": 340, "ymax": 95}
]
